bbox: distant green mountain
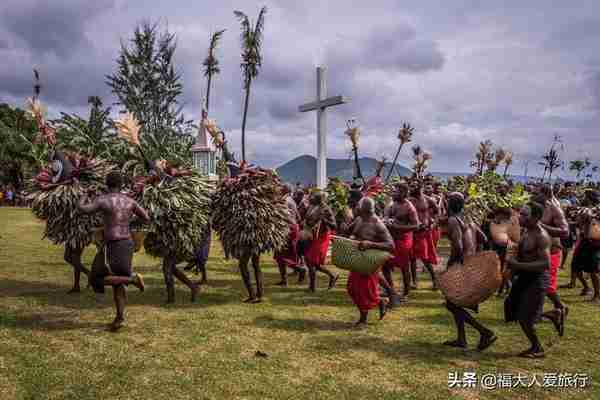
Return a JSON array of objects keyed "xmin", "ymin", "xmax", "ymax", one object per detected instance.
[
  {"xmin": 275, "ymin": 155, "xmax": 532, "ymax": 185},
  {"xmin": 275, "ymin": 155, "xmax": 411, "ymax": 185}
]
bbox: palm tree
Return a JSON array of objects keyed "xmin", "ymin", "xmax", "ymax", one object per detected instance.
[
  {"xmin": 234, "ymin": 6, "xmax": 267, "ymax": 163},
  {"xmin": 385, "ymin": 122, "xmax": 413, "ymax": 183},
  {"xmin": 474, "ymin": 140, "xmax": 493, "ymax": 175},
  {"xmin": 502, "ymin": 152, "xmax": 513, "ymax": 178},
  {"xmin": 202, "ymin": 29, "xmax": 226, "ymax": 112}
]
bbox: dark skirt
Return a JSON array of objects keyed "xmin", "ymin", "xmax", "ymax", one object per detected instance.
[
  {"xmin": 504, "ymin": 276, "xmax": 545, "ymax": 324},
  {"xmin": 571, "ymin": 240, "xmax": 600, "ymax": 273},
  {"xmin": 90, "ymin": 239, "xmax": 134, "ymax": 293},
  {"xmin": 194, "ymin": 232, "xmax": 211, "ymax": 268}
]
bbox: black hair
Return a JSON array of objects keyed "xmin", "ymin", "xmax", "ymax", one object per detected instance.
[
  {"xmin": 529, "ymin": 201, "xmax": 544, "ymax": 220},
  {"xmin": 106, "ymin": 171, "xmax": 123, "ymax": 189},
  {"xmin": 447, "ymin": 194, "xmax": 464, "ymax": 215}
]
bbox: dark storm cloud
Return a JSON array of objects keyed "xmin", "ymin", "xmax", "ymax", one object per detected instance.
[
  {"xmin": 1, "ymin": 0, "xmax": 116, "ymax": 58},
  {"xmin": 1, "ymin": 0, "xmax": 599, "ymax": 173}
]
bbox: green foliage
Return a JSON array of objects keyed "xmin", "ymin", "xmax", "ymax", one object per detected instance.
[
  {"xmin": 137, "ymin": 173, "xmax": 213, "ymax": 262},
  {"xmin": 326, "ymin": 178, "xmax": 349, "ymax": 217},
  {"xmin": 463, "ymin": 171, "xmax": 530, "ymax": 224},
  {"xmin": 106, "ymin": 21, "xmax": 194, "ymax": 170},
  {"xmin": 56, "ymin": 96, "xmax": 129, "ymax": 163}
]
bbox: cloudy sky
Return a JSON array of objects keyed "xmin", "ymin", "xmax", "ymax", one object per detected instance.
[{"xmin": 1, "ymin": 0, "xmax": 599, "ymax": 176}]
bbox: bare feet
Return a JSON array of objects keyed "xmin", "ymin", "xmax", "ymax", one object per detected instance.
[
  {"xmin": 275, "ymin": 281, "xmax": 287, "ymax": 287},
  {"xmin": 109, "ymin": 318, "xmax": 124, "ymax": 332},
  {"xmin": 379, "ymin": 299, "xmax": 388, "ymax": 320},
  {"xmin": 328, "ymin": 274, "xmax": 339, "ymax": 290},
  {"xmin": 132, "ymin": 273, "xmax": 145, "ymax": 292},
  {"xmin": 67, "ymin": 287, "xmax": 81, "ymax": 294},
  {"xmin": 354, "ymin": 321, "xmax": 368, "ymax": 329}
]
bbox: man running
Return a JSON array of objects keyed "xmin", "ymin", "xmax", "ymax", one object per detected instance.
[
  {"xmin": 78, "ymin": 171, "xmax": 148, "ymax": 331},
  {"xmin": 505, "ymin": 202, "xmax": 562, "ymax": 358},
  {"xmin": 443, "ymin": 192, "xmax": 496, "ymax": 351}
]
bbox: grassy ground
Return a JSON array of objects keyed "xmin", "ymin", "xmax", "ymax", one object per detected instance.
[{"xmin": 0, "ymin": 207, "xmax": 598, "ymax": 400}]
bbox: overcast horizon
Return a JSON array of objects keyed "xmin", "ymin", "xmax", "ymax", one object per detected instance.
[{"xmin": 1, "ymin": 1, "xmax": 599, "ymax": 178}]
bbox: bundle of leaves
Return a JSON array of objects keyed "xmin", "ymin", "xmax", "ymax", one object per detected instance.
[
  {"xmin": 26, "ymin": 154, "xmax": 114, "ymax": 249},
  {"xmin": 130, "ymin": 169, "xmax": 213, "ymax": 262},
  {"xmin": 326, "ymin": 178, "xmax": 349, "ymax": 217},
  {"xmin": 464, "ymin": 171, "xmax": 530, "ymax": 224},
  {"xmin": 212, "ymin": 168, "xmax": 289, "ymax": 258}
]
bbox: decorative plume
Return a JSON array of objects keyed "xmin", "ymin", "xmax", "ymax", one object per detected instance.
[
  {"xmin": 385, "ymin": 122, "xmax": 414, "ymax": 183},
  {"xmin": 115, "ymin": 112, "xmax": 141, "ymax": 146},
  {"xmin": 344, "ymin": 118, "xmax": 360, "ymax": 148}
]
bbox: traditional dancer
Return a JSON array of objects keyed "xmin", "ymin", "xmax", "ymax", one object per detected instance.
[
  {"xmin": 535, "ymin": 185, "xmax": 569, "ymax": 328},
  {"xmin": 409, "ymin": 181, "xmax": 439, "ymax": 289},
  {"xmin": 505, "ymin": 202, "xmax": 562, "ymax": 358},
  {"xmin": 490, "ymin": 207, "xmax": 517, "ymax": 296},
  {"xmin": 184, "ymin": 222, "xmax": 211, "ymax": 285},
  {"xmin": 274, "ymin": 184, "xmax": 306, "ymax": 286},
  {"xmin": 347, "ymin": 197, "xmax": 395, "ymax": 327},
  {"xmin": 303, "ymin": 191, "xmax": 339, "ymax": 292},
  {"xmin": 570, "ymin": 210, "xmax": 600, "ymax": 302},
  {"xmin": 78, "ymin": 171, "xmax": 148, "ymax": 331},
  {"xmin": 383, "ymin": 183, "xmax": 419, "ymax": 298},
  {"xmin": 443, "ymin": 192, "xmax": 497, "ymax": 351}
]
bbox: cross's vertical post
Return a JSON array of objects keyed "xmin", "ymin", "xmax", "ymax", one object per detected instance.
[
  {"xmin": 299, "ymin": 67, "xmax": 347, "ymax": 189},
  {"xmin": 316, "ymin": 67, "xmax": 327, "ymax": 189}
]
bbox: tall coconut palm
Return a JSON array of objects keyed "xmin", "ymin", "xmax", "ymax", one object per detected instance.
[
  {"xmin": 234, "ymin": 6, "xmax": 267, "ymax": 163},
  {"xmin": 474, "ymin": 140, "xmax": 493, "ymax": 175},
  {"xmin": 203, "ymin": 29, "xmax": 226, "ymax": 112},
  {"xmin": 384, "ymin": 122, "xmax": 413, "ymax": 183}
]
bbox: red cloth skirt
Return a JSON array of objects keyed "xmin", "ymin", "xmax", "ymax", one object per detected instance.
[
  {"xmin": 274, "ymin": 223, "xmax": 299, "ymax": 267},
  {"xmin": 431, "ymin": 227, "xmax": 441, "ymax": 247},
  {"xmin": 412, "ymin": 229, "xmax": 438, "ymax": 265},
  {"xmin": 347, "ymin": 271, "xmax": 380, "ymax": 312},
  {"xmin": 305, "ymin": 229, "xmax": 332, "ymax": 267},
  {"xmin": 547, "ymin": 249, "xmax": 562, "ymax": 295},
  {"xmin": 387, "ymin": 233, "xmax": 413, "ymax": 271}
]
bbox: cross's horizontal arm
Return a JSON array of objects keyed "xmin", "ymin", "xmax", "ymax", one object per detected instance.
[{"xmin": 298, "ymin": 95, "xmax": 347, "ymax": 112}]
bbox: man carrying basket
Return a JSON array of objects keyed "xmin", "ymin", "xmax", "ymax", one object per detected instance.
[
  {"xmin": 346, "ymin": 197, "xmax": 395, "ymax": 327},
  {"xmin": 443, "ymin": 193, "xmax": 497, "ymax": 351}
]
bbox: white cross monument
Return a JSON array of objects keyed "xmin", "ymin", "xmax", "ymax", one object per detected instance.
[{"xmin": 299, "ymin": 66, "xmax": 347, "ymax": 189}]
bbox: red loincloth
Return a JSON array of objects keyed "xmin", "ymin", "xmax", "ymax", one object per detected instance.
[
  {"xmin": 305, "ymin": 229, "xmax": 332, "ymax": 267},
  {"xmin": 547, "ymin": 249, "xmax": 562, "ymax": 295},
  {"xmin": 431, "ymin": 227, "xmax": 441, "ymax": 247},
  {"xmin": 412, "ymin": 229, "xmax": 438, "ymax": 265},
  {"xmin": 388, "ymin": 233, "xmax": 413, "ymax": 271},
  {"xmin": 274, "ymin": 223, "xmax": 299, "ymax": 267},
  {"xmin": 347, "ymin": 271, "xmax": 380, "ymax": 312}
]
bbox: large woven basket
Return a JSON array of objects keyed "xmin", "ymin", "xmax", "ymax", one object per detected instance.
[
  {"xmin": 331, "ymin": 236, "xmax": 392, "ymax": 275},
  {"xmin": 437, "ymin": 251, "xmax": 501, "ymax": 307}
]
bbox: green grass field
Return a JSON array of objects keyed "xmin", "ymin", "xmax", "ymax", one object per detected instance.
[{"xmin": 0, "ymin": 207, "xmax": 598, "ymax": 400}]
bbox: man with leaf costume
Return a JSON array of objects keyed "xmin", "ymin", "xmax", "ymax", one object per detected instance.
[
  {"xmin": 116, "ymin": 113, "xmax": 213, "ymax": 303},
  {"xmin": 25, "ymin": 92, "xmax": 114, "ymax": 294},
  {"xmin": 206, "ymin": 118, "xmax": 290, "ymax": 302}
]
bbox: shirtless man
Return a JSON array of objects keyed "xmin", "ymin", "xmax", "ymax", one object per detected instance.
[
  {"xmin": 347, "ymin": 197, "xmax": 395, "ymax": 327},
  {"xmin": 48, "ymin": 150, "xmax": 90, "ymax": 293},
  {"xmin": 384, "ymin": 183, "xmax": 420, "ymax": 298},
  {"xmin": 274, "ymin": 184, "xmax": 306, "ymax": 286},
  {"xmin": 409, "ymin": 181, "xmax": 439, "ymax": 289},
  {"xmin": 505, "ymin": 202, "xmax": 562, "ymax": 358},
  {"xmin": 78, "ymin": 171, "xmax": 148, "ymax": 331},
  {"xmin": 535, "ymin": 185, "xmax": 569, "ymax": 325},
  {"xmin": 303, "ymin": 191, "xmax": 338, "ymax": 292},
  {"xmin": 425, "ymin": 183, "xmax": 444, "ymax": 248},
  {"xmin": 443, "ymin": 192, "xmax": 496, "ymax": 351}
]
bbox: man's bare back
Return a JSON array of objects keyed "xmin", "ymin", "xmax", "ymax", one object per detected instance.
[{"xmin": 80, "ymin": 192, "xmax": 149, "ymax": 242}]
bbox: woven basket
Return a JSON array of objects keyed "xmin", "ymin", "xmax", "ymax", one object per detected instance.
[
  {"xmin": 437, "ymin": 251, "xmax": 501, "ymax": 307},
  {"xmin": 331, "ymin": 236, "xmax": 392, "ymax": 275}
]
